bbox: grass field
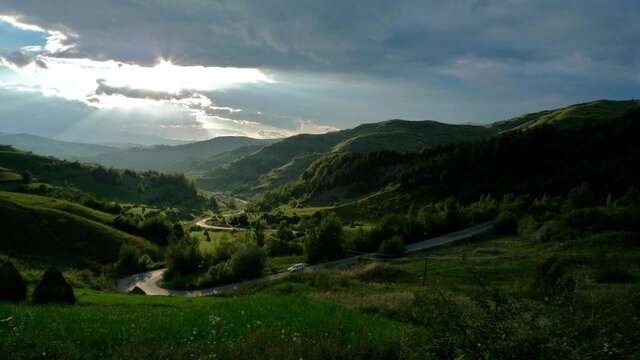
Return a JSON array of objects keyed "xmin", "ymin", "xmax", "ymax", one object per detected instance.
[
  {"xmin": 0, "ymin": 290, "xmax": 409, "ymax": 359},
  {"xmin": 266, "ymin": 232, "xmax": 640, "ymax": 312},
  {"xmin": 0, "ymin": 167, "xmax": 21, "ymax": 182},
  {"xmin": 1, "ymin": 230, "xmax": 638, "ymax": 358}
]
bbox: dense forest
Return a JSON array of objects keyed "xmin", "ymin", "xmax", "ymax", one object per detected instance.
[
  {"xmin": 255, "ymin": 107, "xmax": 640, "ymax": 215},
  {"xmin": 0, "ymin": 145, "xmax": 207, "ymax": 211}
]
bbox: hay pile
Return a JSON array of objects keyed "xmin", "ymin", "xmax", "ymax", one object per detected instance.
[
  {"xmin": 0, "ymin": 261, "xmax": 27, "ymax": 302},
  {"xmin": 33, "ymin": 267, "xmax": 76, "ymax": 304}
]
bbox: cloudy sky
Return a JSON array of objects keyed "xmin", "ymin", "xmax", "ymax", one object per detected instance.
[{"xmin": 0, "ymin": 1, "xmax": 638, "ymax": 144}]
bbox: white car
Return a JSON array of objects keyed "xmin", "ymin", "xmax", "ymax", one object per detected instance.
[{"xmin": 287, "ymin": 263, "xmax": 306, "ymax": 273}]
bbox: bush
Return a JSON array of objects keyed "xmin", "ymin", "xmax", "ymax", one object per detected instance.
[
  {"xmin": 33, "ymin": 267, "xmax": 76, "ymax": 305},
  {"xmin": 304, "ymin": 214, "xmax": 344, "ymax": 264},
  {"xmin": 581, "ymin": 231, "xmax": 639, "ymax": 248},
  {"xmin": 265, "ymin": 236, "xmax": 303, "ymax": 256},
  {"xmin": 531, "ymin": 256, "xmax": 577, "ymax": 298},
  {"xmin": 0, "ymin": 261, "xmax": 27, "ymax": 302},
  {"xmin": 117, "ymin": 244, "xmax": 151, "ymax": 274},
  {"xmin": 354, "ymin": 263, "xmax": 412, "ymax": 283},
  {"xmin": 565, "ymin": 182, "xmax": 598, "ymax": 210},
  {"xmin": 595, "ymin": 267, "xmax": 633, "ymax": 283},
  {"xmin": 517, "ymin": 215, "xmax": 540, "ymax": 238},
  {"xmin": 495, "ymin": 211, "xmax": 517, "ymax": 234},
  {"xmin": 230, "ymin": 246, "xmax": 267, "ymax": 281},
  {"xmin": 166, "ymin": 237, "xmax": 202, "ymax": 276},
  {"xmin": 562, "ymin": 208, "xmax": 616, "ymax": 234},
  {"xmin": 593, "ymin": 254, "xmax": 634, "ymax": 284},
  {"xmin": 378, "ymin": 236, "xmax": 406, "ymax": 258}
]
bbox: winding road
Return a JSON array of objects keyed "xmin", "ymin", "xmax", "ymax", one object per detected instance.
[
  {"xmin": 195, "ymin": 217, "xmax": 245, "ymax": 231},
  {"xmin": 117, "ymin": 222, "xmax": 494, "ymax": 297}
]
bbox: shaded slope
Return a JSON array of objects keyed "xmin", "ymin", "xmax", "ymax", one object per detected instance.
[
  {"xmin": 491, "ymin": 99, "xmax": 640, "ymax": 132},
  {"xmin": 0, "ymin": 147, "xmax": 204, "ymax": 209},
  {"xmin": 270, "ymin": 107, "xmax": 640, "ymax": 218},
  {"xmin": 198, "ymin": 120, "xmax": 495, "ymax": 192},
  {"xmin": 0, "ymin": 192, "xmax": 159, "ymax": 265}
]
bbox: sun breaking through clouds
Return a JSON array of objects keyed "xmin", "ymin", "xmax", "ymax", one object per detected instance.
[{"xmin": 0, "ymin": 1, "xmax": 639, "ymax": 143}]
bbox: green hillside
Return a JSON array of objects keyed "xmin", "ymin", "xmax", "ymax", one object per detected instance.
[
  {"xmin": 192, "ymin": 144, "xmax": 266, "ymax": 170},
  {"xmin": 0, "ymin": 191, "xmax": 159, "ymax": 266},
  {"xmin": 200, "ymin": 100, "xmax": 639, "ymax": 195},
  {"xmin": 0, "ymin": 133, "xmax": 119, "ymax": 159},
  {"xmin": 87, "ymin": 136, "xmax": 276, "ymax": 172},
  {"xmin": 257, "ymin": 105, "xmax": 640, "ymax": 217},
  {"xmin": 491, "ymin": 99, "xmax": 640, "ymax": 132},
  {"xmin": 0, "ymin": 146, "xmax": 207, "ymax": 211},
  {"xmin": 198, "ymin": 120, "xmax": 495, "ymax": 193},
  {"xmin": 0, "ymin": 166, "xmax": 22, "ymax": 182}
]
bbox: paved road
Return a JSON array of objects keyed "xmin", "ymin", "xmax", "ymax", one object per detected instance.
[
  {"xmin": 195, "ymin": 217, "xmax": 245, "ymax": 232},
  {"xmin": 117, "ymin": 222, "xmax": 494, "ymax": 297}
]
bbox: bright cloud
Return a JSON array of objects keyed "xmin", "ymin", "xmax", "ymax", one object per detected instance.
[{"xmin": 0, "ymin": 14, "xmax": 341, "ymax": 141}]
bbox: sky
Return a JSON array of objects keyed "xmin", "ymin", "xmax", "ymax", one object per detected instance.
[{"xmin": 0, "ymin": 0, "xmax": 638, "ymax": 144}]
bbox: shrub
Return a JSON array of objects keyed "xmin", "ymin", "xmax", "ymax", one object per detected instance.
[
  {"xmin": 495, "ymin": 211, "xmax": 517, "ymax": 234},
  {"xmin": 265, "ymin": 236, "xmax": 303, "ymax": 256},
  {"xmin": 166, "ymin": 237, "xmax": 202, "ymax": 276},
  {"xmin": 566, "ymin": 182, "xmax": 598, "ymax": 210},
  {"xmin": 354, "ymin": 263, "xmax": 412, "ymax": 283},
  {"xmin": 378, "ymin": 236, "xmax": 406, "ymax": 258},
  {"xmin": 593, "ymin": 254, "xmax": 634, "ymax": 284},
  {"xmin": 581, "ymin": 231, "xmax": 639, "ymax": 248},
  {"xmin": 0, "ymin": 261, "xmax": 27, "ymax": 302},
  {"xmin": 304, "ymin": 214, "xmax": 344, "ymax": 264},
  {"xmin": 117, "ymin": 244, "xmax": 149, "ymax": 274},
  {"xmin": 531, "ymin": 256, "xmax": 577, "ymax": 298},
  {"xmin": 230, "ymin": 246, "xmax": 266, "ymax": 281},
  {"xmin": 561, "ymin": 207, "xmax": 616, "ymax": 234},
  {"xmin": 516, "ymin": 215, "xmax": 540, "ymax": 238},
  {"xmin": 33, "ymin": 267, "xmax": 76, "ymax": 305},
  {"xmin": 204, "ymin": 262, "xmax": 234, "ymax": 286},
  {"xmin": 595, "ymin": 267, "xmax": 633, "ymax": 283}
]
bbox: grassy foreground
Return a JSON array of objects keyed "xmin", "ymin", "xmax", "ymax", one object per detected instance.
[{"xmin": 0, "ymin": 290, "xmax": 408, "ymax": 359}]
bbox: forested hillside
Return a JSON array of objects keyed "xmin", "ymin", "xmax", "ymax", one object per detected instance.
[
  {"xmin": 255, "ymin": 106, "xmax": 640, "ymax": 217},
  {"xmin": 0, "ymin": 146, "xmax": 207, "ymax": 211},
  {"xmin": 198, "ymin": 120, "xmax": 496, "ymax": 192},
  {"xmin": 198, "ymin": 99, "xmax": 639, "ymax": 196}
]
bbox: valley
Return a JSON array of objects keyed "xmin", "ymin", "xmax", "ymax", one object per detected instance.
[{"xmin": 1, "ymin": 99, "xmax": 639, "ymax": 359}]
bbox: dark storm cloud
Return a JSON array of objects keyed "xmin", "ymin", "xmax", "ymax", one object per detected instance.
[
  {"xmin": 0, "ymin": 0, "xmax": 639, "ymax": 135},
  {"xmin": 0, "ymin": 51, "xmax": 46, "ymax": 69},
  {"xmin": 95, "ymin": 78, "xmax": 199, "ymax": 101},
  {"xmin": 0, "ymin": 0, "xmax": 638, "ymax": 80}
]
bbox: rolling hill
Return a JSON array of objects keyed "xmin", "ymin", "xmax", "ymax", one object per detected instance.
[
  {"xmin": 0, "ymin": 146, "xmax": 206, "ymax": 211},
  {"xmin": 197, "ymin": 120, "xmax": 496, "ymax": 192},
  {"xmin": 85, "ymin": 136, "xmax": 277, "ymax": 172},
  {"xmin": 0, "ymin": 133, "xmax": 119, "ymax": 159},
  {"xmin": 199, "ymin": 99, "xmax": 640, "ymax": 197},
  {"xmin": 490, "ymin": 99, "xmax": 640, "ymax": 132},
  {"xmin": 0, "ymin": 191, "xmax": 159, "ymax": 266}
]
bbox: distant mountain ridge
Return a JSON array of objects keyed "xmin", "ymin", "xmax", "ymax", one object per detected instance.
[
  {"xmin": 85, "ymin": 136, "xmax": 278, "ymax": 172},
  {"xmin": 0, "ymin": 133, "xmax": 119, "ymax": 159}
]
